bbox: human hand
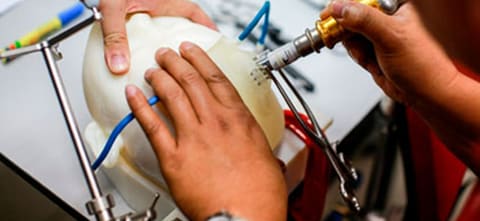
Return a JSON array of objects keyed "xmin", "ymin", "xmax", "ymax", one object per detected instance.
[
  {"xmin": 321, "ymin": 1, "xmax": 459, "ymax": 105},
  {"xmin": 125, "ymin": 42, "xmax": 287, "ymax": 221},
  {"xmin": 98, "ymin": 0, "xmax": 217, "ymax": 75}
]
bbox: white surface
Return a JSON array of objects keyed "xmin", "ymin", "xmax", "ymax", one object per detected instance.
[
  {"xmin": 0, "ymin": 0, "xmax": 22, "ymax": 15},
  {"xmin": 0, "ymin": 0, "xmax": 383, "ymax": 218}
]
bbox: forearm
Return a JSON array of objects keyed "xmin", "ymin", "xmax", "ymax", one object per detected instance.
[
  {"xmin": 409, "ymin": 65, "xmax": 480, "ymax": 176},
  {"xmin": 323, "ymin": 0, "xmax": 480, "ymax": 175}
]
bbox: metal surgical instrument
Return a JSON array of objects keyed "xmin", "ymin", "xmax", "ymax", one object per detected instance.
[
  {"xmin": 254, "ymin": 0, "xmax": 407, "ymax": 214},
  {"xmin": 1, "ymin": 1, "xmax": 158, "ymax": 220},
  {"xmin": 256, "ymin": 65, "xmax": 362, "ymax": 212},
  {"xmin": 256, "ymin": 0, "xmax": 406, "ymax": 72}
]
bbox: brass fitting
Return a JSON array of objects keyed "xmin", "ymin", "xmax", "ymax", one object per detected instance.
[{"xmin": 317, "ymin": 0, "xmax": 381, "ymax": 48}]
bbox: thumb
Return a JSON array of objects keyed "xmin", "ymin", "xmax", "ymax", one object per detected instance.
[
  {"xmin": 99, "ymin": 0, "xmax": 130, "ymax": 75},
  {"xmin": 328, "ymin": 1, "xmax": 397, "ymax": 51}
]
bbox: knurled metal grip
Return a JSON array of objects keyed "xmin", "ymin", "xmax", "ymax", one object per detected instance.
[{"xmin": 317, "ymin": 0, "xmax": 381, "ymax": 48}]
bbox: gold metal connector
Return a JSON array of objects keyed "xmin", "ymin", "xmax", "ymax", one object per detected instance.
[{"xmin": 316, "ymin": 0, "xmax": 380, "ymax": 48}]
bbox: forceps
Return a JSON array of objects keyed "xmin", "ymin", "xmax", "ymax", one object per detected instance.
[{"xmin": 261, "ymin": 67, "xmax": 362, "ymax": 213}]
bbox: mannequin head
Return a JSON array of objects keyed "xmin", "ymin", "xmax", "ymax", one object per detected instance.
[{"xmin": 82, "ymin": 14, "xmax": 284, "ymax": 184}]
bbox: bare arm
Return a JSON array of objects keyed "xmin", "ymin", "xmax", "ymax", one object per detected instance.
[{"xmin": 323, "ymin": 1, "xmax": 480, "ymax": 175}]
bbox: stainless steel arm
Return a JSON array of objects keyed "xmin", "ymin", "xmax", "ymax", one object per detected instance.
[
  {"xmin": 262, "ymin": 67, "xmax": 362, "ymax": 212},
  {"xmin": 1, "ymin": 4, "xmax": 158, "ymax": 221}
]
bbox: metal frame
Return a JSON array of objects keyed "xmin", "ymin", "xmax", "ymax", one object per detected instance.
[{"xmin": 0, "ymin": 3, "xmax": 158, "ymax": 221}]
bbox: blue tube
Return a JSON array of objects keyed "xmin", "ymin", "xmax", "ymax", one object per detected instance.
[
  {"xmin": 238, "ymin": 0, "xmax": 270, "ymax": 43},
  {"xmin": 58, "ymin": 2, "xmax": 85, "ymax": 26},
  {"xmin": 91, "ymin": 95, "xmax": 160, "ymax": 170},
  {"xmin": 258, "ymin": 1, "xmax": 270, "ymax": 45}
]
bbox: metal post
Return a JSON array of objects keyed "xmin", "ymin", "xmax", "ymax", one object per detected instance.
[
  {"xmin": 0, "ymin": 5, "xmax": 160, "ymax": 220},
  {"xmin": 40, "ymin": 42, "xmax": 114, "ymax": 221}
]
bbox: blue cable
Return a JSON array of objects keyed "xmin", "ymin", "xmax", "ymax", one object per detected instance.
[
  {"xmin": 91, "ymin": 95, "xmax": 160, "ymax": 170},
  {"xmin": 238, "ymin": 0, "xmax": 270, "ymax": 45},
  {"xmin": 259, "ymin": 1, "xmax": 270, "ymax": 45}
]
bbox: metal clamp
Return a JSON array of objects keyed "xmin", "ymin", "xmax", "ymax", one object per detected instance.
[
  {"xmin": 116, "ymin": 194, "xmax": 159, "ymax": 221},
  {"xmin": 253, "ymin": 64, "xmax": 362, "ymax": 213},
  {"xmin": 86, "ymin": 194, "xmax": 116, "ymax": 220}
]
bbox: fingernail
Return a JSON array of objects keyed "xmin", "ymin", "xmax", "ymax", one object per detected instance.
[
  {"xmin": 125, "ymin": 85, "xmax": 137, "ymax": 97},
  {"xmin": 180, "ymin": 41, "xmax": 195, "ymax": 51},
  {"xmin": 344, "ymin": 3, "xmax": 362, "ymax": 18},
  {"xmin": 330, "ymin": 1, "xmax": 346, "ymax": 17},
  {"xmin": 109, "ymin": 54, "xmax": 128, "ymax": 73},
  {"xmin": 144, "ymin": 68, "xmax": 155, "ymax": 83},
  {"xmin": 156, "ymin": 48, "xmax": 169, "ymax": 56}
]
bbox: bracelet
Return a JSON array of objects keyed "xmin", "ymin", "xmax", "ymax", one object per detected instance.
[{"xmin": 205, "ymin": 211, "xmax": 247, "ymax": 221}]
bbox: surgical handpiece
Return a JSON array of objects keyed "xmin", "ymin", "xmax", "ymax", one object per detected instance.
[{"xmin": 255, "ymin": 0, "xmax": 406, "ymax": 71}]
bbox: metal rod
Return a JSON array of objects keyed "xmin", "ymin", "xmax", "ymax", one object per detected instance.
[
  {"xmin": 268, "ymin": 70, "xmax": 344, "ymax": 178},
  {"xmin": 41, "ymin": 42, "xmax": 115, "ymax": 220},
  {"xmin": 268, "ymin": 68, "xmax": 361, "ymax": 212},
  {"xmin": 276, "ymin": 69, "xmax": 350, "ymax": 176},
  {"xmin": 49, "ymin": 13, "xmax": 98, "ymax": 45},
  {"xmin": 278, "ymin": 69, "xmax": 324, "ymax": 138},
  {"xmin": 0, "ymin": 44, "xmax": 42, "ymax": 60},
  {"xmin": 40, "ymin": 43, "xmax": 103, "ymax": 199}
]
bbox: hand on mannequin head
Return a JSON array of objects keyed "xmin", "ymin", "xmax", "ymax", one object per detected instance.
[
  {"xmin": 321, "ymin": 1, "xmax": 459, "ymax": 105},
  {"xmin": 125, "ymin": 42, "xmax": 287, "ymax": 221},
  {"xmin": 98, "ymin": 0, "xmax": 217, "ymax": 75}
]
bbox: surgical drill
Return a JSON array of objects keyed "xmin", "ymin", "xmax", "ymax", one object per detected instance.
[{"xmin": 254, "ymin": 0, "xmax": 407, "ymax": 214}]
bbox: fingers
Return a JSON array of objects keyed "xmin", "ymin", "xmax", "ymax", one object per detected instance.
[
  {"xmin": 144, "ymin": 67, "xmax": 200, "ymax": 132},
  {"xmin": 125, "ymin": 85, "xmax": 175, "ymax": 160},
  {"xmin": 154, "ymin": 0, "xmax": 217, "ymax": 30},
  {"xmin": 179, "ymin": 42, "xmax": 244, "ymax": 108},
  {"xmin": 342, "ymin": 35, "xmax": 382, "ymax": 75},
  {"xmin": 327, "ymin": 1, "xmax": 397, "ymax": 51},
  {"xmin": 154, "ymin": 48, "xmax": 218, "ymax": 120},
  {"xmin": 321, "ymin": 0, "xmax": 349, "ymax": 20},
  {"xmin": 179, "ymin": 1, "xmax": 217, "ymax": 30},
  {"xmin": 182, "ymin": 2, "xmax": 218, "ymax": 30},
  {"xmin": 99, "ymin": 0, "xmax": 130, "ymax": 75}
]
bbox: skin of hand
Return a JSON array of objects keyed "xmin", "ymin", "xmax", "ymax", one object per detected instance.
[
  {"xmin": 98, "ymin": 0, "xmax": 217, "ymax": 75},
  {"xmin": 125, "ymin": 42, "xmax": 288, "ymax": 221},
  {"xmin": 322, "ymin": 1, "xmax": 480, "ymax": 175},
  {"xmin": 321, "ymin": 2, "xmax": 457, "ymax": 105}
]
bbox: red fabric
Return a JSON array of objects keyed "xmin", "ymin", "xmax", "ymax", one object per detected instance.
[
  {"xmin": 405, "ymin": 63, "xmax": 480, "ymax": 221},
  {"xmin": 285, "ymin": 110, "xmax": 330, "ymax": 221},
  {"xmin": 407, "ymin": 109, "xmax": 466, "ymax": 221},
  {"xmin": 455, "ymin": 63, "xmax": 480, "ymax": 82},
  {"xmin": 456, "ymin": 182, "xmax": 480, "ymax": 221}
]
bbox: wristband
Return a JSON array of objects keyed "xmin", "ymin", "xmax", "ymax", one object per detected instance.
[{"xmin": 205, "ymin": 211, "xmax": 247, "ymax": 221}]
